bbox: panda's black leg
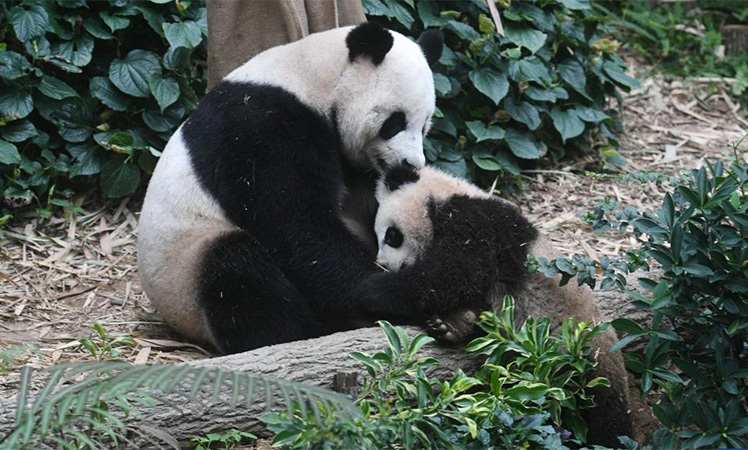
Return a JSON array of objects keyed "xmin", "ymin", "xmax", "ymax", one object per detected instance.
[{"xmin": 197, "ymin": 231, "xmax": 326, "ymax": 354}]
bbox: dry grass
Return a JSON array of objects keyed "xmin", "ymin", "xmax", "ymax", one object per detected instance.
[{"xmin": 1, "ymin": 62, "xmax": 747, "ymax": 401}]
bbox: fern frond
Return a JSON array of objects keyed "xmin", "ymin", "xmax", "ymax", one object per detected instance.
[{"xmin": 1, "ymin": 362, "xmax": 360, "ymax": 449}]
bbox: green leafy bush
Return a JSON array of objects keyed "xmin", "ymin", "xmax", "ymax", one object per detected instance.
[
  {"xmin": 0, "ymin": 0, "xmax": 207, "ymax": 218},
  {"xmin": 264, "ymin": 305, "xmax": 621, "ymax": 449},
  {"xmin": 364, "ymin": 0, "xmax": 639, "ymax": 185},
  {"xmin": 600, "ymin": 1, "xmax": 748, "ymax": 98},
  {"xmin": 538, "ymin": 148, "xmax": 748, "ymax": 448}
]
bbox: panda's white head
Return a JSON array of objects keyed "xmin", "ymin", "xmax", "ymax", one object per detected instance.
[
  {"xmin": 333, "ymin": 23, "xmax": 443, "ymax": 174},
  {"xmin": 374, "ymin": 165, "xmax": 492, "ymax": 271}
]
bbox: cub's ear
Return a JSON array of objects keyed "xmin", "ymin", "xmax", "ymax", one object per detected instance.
[
  {"xmin": 346, "ymin": 22, "xmax": 394, "ymax": 66},
  {"xmin": 383, "ymin": 164, "xmax": 420, "ymax": 192},
  {"xmin": 416, "ymin": 30, "xmax": 443, "ymax": 67}
]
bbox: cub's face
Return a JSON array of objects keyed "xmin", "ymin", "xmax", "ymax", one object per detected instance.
[
  {"xmin": 375, "ymin": 198, "xmax": 431, "ymax": 272},
  {"xmin": 335, "ymin": 27, "xmax": 442, "ymax": 174},
  {"xmin": 373, "ymin": 165, "xmax": 434, "ymax": 271}
]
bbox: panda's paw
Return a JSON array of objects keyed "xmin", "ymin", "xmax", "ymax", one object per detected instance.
[
  {"xmin": 427, "ymin": 316, "xmax": 449, "ymax": 334},
  {"xmin": 426, "ymin": 315, "xmax": 460, "ymax": 344},
  {"xmin": 426, "ymin": 310, "xmax": 479, "ymax": 345}
]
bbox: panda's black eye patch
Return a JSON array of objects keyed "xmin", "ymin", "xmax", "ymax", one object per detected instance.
[
  {"xmin": 384, "ymin": 226, "xmax": 404, "ymax": 248},
  {"xmin": 379, "ymin": 111, "xmax": 407, "ymax": 140}
]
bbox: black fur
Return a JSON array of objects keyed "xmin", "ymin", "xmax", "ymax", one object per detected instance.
[
  {"xmin": 383, "ymin": 164, "xmax": 420, "ymax": 191},
  {"xmin": 346, "ymin": 22, "xmax": 394, "ymax": 66},
  {"xmin": 181, "ymin": 81, "xmax": 471, "ymax": 353},
  {"xmin": 379, "ymin": 111, "xmax": 407, "ymax": 140},
  {"xmin": 417, "ymin": 30, "xmax": 444, "ymax": 67}
]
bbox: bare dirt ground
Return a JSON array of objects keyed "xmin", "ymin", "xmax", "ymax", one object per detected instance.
[{"xmin": 2, "ymin": 62, "xmax": 747, "ymax": 404}]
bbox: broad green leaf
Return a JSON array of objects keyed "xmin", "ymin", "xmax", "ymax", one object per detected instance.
[
  {"xmin": 465, "ymin": 121, "xmax": 505, "ymax": 142},
  {"xmin": 137, "ymin": 5, "xmax": 166, "ymax": 36},
  {"xmin": 472, "ymin": 151, "xmax": 502, "ymax": 171},
  {"xmin": 0, "ymin": 51, "xmax": 32, "ymax": 80},
  {"xmin": 445, "ymin": 20, "xmax": 480, "ymax": 41},
  {"xmin": 557, "ymin": 0, "xmax": 591, "ymax": 10},
  {"xmin": 83, "ymin": 16, "xmax": 115, "ymax": 40},
  {"xmin": 90, "ymin": 77, "xmax": 130, "ymax": 112},
  {"xmin": 363, "ymin": 0, "xmax": 390, "ymax": 16},
  {"xmin": 101, "ymin": 159, "xmax": 141, "ymax": 198},
  {"xmin": 574, "ymin": 106, "xmax": 609, "ymax": 123},
  {"xmin": 100, "ymin": 11, "xmax": 131, "ymax": 32},
  {"xmin": 142, "ymin": 104, "xmax": 185, "ymax": 133},
  {"xmin": 550, "ymin": 107, "xmax": 585, "ymax": 142},
  {"xmin": 508, "ymin": 57, "xmax": 551, "ymax": 85},
  {"xmin": 504, "ymin": 128, "xmax": 545, "ymax": 159},
  {"xmin": 0, "ymin": 120, "xmax": 37, "ymax": 143},
  {"xmin": 37, "ymin": 75, "xmax": 78, "ymax": 100},
  {"xmin": 50, "ymin": 35, "xmax": 94, "ymax": 68},
  {"xmin": 36, "ymin": 97, "xmax": 93, "ymax": 143},
  {"xmin": 611, "ymin": 318, "xmax": 644, "ymax": 335},
  {"xmin": 417, "ymin": 1, "xmax": 448, "ymax": 27},
  {"xmin": 9, "ymin": 5, "xmax": 50, "ymax": 41},
  {"xmin": 504, "ymin": 97, "xmax": 540, "ymax": 130},
  {"xmin": 434, "ymin": 157, "xmax": 468, "ymax": 178},
  {"xmin": 68, "ymin": 144, "xmax": 107, "ymax": 177},
  {"xmin": 0, "ymin": 89, "xmax": 33, "ymax": 120},
  {"xmin": 524, "ymin": 86, "xmax": 556, "ymax": 102},
  {"xmin": 469, "ymin": 68, "xmax": 509, "ymax": 105},
  {"xmin": 163, "ymin": 21, "xmax": 203, "ymax": 49},
  {"xmin": 110, "ymin": 50, "xmax": 162, "ymax": 98},
  {"xmin": 149, "ymin": 75, "xmax": 180, "ymax": 112},
  {"xmin": 603, "ymin": 61, "xmax": 641, "ymax": 89},
  {"xmin": 504, "ymin": 23, "xmax": 547, "ymax": 54},
  {"xmin": 383, "ymin": 0, "xmax": 415, "ymax": 29},
  {"xmin": 433, "ymin": 73, "xmax": 452, "ymax": 96},
  {"xmin": 163, "ymin": 46, "xmax": 191, "ymax": 70},
  {"xmin": 558, "ymin": 59, "xmax": 588, "ymax": 98},
  {"xmin": 0, "ymin": 139, "xmax": 21, "ymax": 165}
]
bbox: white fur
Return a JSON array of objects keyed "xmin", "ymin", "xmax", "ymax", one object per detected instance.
[{"xmin": 138, "ymin": 129, "xmax": 236, "ymax": 346}]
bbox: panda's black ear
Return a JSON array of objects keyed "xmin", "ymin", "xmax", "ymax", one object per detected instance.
[
  {"xmin": 347, "ymin": 22, "xmax": 394, "ymax": 66},
  {"xmin": 417, "ymin": 29, "xmax": 443, "ymax": 67},
  {"xmin": 384, "ymin": 164, "xmax": 420, "ymax": 192}
]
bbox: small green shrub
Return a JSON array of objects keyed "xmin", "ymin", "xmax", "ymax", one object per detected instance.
[
  {"xmin": 190, "ymin": 429, "xmax": 257, "ymax": 450},
  {"xmin": 0, "ymin": 0, "xmax": 207, "ymax": 220},
  {"xmin": 263, "ymin": 305, "xmax": 619, "ymax": 449},
  {"xmin": 1, "ymin": 363, "xmax": 355, "ymax": 449},
  {"xmin": 365, "ymin": 0, "xmax": 639, "ymax": 185},
  {"xmin": 77, "ymin": 323, "xmax": 136, "ymax": 362},
  {"xmin": 537, "ymin": 147, "xmax": 748, "ymax": 448},
  {"xmin": 600, "ymin": 1, "xmax": 748, "ymax": 98}
]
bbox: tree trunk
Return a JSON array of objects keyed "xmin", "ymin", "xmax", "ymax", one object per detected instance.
[{"xmin": 0, "ymin": 278, "xmax": 655, "ymax": 447}]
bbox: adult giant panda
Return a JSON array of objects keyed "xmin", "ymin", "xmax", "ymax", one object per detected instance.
[
  {"xmin": 373, "ymin": 165, "xmax": 633, "ymax": 447},
  {"xmin": 138, "ymin": 23, "xmax": 455, "ymax": 355}
]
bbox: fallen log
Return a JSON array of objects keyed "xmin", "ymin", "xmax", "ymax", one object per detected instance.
[{"xmin": 0, "ymin": 276, "xmax": 655, "ymax": 446}]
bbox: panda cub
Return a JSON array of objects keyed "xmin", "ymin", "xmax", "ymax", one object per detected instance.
[{"xmin": 373, "ymin": 165, "xmax": 633, "ymax": 447}]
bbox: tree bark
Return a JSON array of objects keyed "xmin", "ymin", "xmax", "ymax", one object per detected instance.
[{"xmin": 0, "ymin": 278, "xmax": 654, "ymax": 447}]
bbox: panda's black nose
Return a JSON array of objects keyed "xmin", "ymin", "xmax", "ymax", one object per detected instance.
[{"xmin": 401, "ymin": 159, "xmax": 416, "ymax": 169}]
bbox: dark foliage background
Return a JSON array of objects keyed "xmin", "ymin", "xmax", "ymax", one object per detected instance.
[
  {"xmin": 364, "ymin": 0, "xmax": 639, "ymax": 187},
  {"xmin": 0, "ymin": 0, "xmax": 637, "ymax": 223},
  {"xmin": 0, "ymin": 0, "xmax": 207, "ymax": 222}
]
